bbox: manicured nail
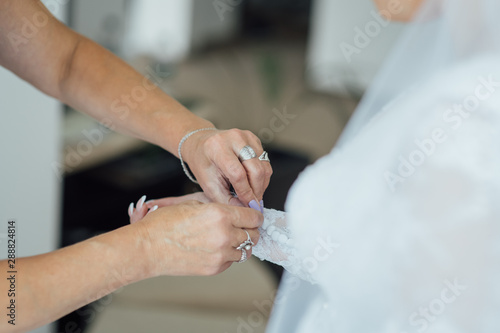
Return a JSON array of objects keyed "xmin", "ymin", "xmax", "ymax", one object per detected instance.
[
  {"xmin": 249, "ymin": 200, "xmax": 261, "ymax": 212},
  {"xmin": 137, "ymin": 195, "xmax": 146, "ymax": 209},
  {"xmin": 128, "ymin": 202, "xmax": 134, "ymax": 217},
  {"xmin": 260, "ymin": 200, "xmax": 264, "ymax": 213},
  {"xmin": 150, "ymin": 205, "xmax": 158, "ymax": 212},
  {"xmin": 145, "ymin": 200, "xmax": 154, "ymax": 206}
]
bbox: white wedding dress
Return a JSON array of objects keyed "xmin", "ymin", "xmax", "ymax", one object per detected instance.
[{"xmin": 252, "ymin": 0, "xmax": 500, "ymax": 331}]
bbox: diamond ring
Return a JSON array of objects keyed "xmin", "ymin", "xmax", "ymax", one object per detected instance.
[
  {"xmin": 258, "ymin": 151, "xmax": 270, "ymax": 162},
  {"xmin": 238, "ymin": 145, "xmax": 257, "ymax": 161}
]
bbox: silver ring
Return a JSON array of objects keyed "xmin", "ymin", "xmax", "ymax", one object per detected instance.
[
  {"xmin": 236, "ymin": 229, "xmax": 254, "ymax": 251},
  {"xmin": 258, "ymin": 151, "xmax": 270, "ymax": 162},
  {"xmin": 238, "ymin": 145, "xmax": 257, "ymax": 161},
  {"xmin": 237, "ymin": 249, "xmax": 248, "ymax": 263}
]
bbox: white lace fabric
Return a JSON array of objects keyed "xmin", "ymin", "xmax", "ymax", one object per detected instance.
[{"xmin": 252, "ymin": 208, "xmax": 317, "ymax": 283}]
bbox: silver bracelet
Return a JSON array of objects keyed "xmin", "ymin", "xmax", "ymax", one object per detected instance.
[{"xmin": 178, "ymin": 127, "xmax": 217, "ymax": 184}]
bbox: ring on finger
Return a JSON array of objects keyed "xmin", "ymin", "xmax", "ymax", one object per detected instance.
[
  {"xmin": 238, "ymin": 145, "xmax": 257, "ymax": 161},
  {"xmin": 237, "ymin": 249, "xmax": 248, "ymax": 263},
  {"xmin": 258, "ymin": 151, "xmax": 270, "ymax": 162},
  {"xmin": 237, "ymin": 229, "xmax": 254, "ymax": 251}
]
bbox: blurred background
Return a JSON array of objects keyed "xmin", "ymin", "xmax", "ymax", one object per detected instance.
[{"xmin": 0, "ymin": 0, "xmax": 404, "ymax": 332}]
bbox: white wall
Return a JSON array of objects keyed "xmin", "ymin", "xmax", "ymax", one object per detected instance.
[
  {"xmin": 123, "ymin": 0, "xmax": 193, "ymax": 62},
  {"xmin": 0, "ymin": 1, "xmax": 67, "ymax": 332},
  {"xmin": 122, "ymin": 0, "xmax": 240, "ymax": 63},
  {"xmin": 307, "ymin": 0, "xmax": 403, "ymax": 97}
]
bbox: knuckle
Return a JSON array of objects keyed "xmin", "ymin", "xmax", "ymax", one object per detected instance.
[
  {"xmin": 216, "ymin": 230, "xmax": 232, "ymax": 248},
  {"xmin": 246, "ymin": 130, "xmax": 261, "ymax": 145},
  {"xmin": 265, "ymin": 165, "xmax": 273, "ymax": 177},
  {"xmin": 212, "ymin": 251, "xmax": 226, "ymax": 266},
  {"xmin": 228, "ymin": 128, "xmax": 243, "ymax": 137},
  {"xmin": 208, "ymin": 204, "xmax": 226, "ymax": 221}
]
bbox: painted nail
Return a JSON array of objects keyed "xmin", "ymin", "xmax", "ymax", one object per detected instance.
[
  {"xmin": 128, "ymin": 203, "xmax": 134, "ymax": 217},
  {"xmin": 137, "ymin": 195, "xmax": 146, "ymax": 210},
  {"xmin": 249, "ymin": 200, "xmax": 260, "ymax": 212},
  {"xmin": 150, "ymin": 205, "xmax": 158, "ymax": 212},
  {"xmin": 260, "ymin": 200, "xmax": 264, "ymax": 213}
]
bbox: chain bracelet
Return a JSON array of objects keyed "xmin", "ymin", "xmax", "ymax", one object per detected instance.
[{"xmin": 178, "ymin": 128, "xmax": 217, "ymax": 184}]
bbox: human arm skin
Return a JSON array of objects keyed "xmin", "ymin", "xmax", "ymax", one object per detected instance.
[
  {"xmin": 0, "ymin": 0, "xmax": 271, "ymax": 207},
  {"xmin": 0, "ymin": 201, "xmax": 262, "ymax": 332}
]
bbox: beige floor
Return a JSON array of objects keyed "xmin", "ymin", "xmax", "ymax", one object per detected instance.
[{"xmin": 87, "ymin": 258, "xmax": 277, "ymax": 333}]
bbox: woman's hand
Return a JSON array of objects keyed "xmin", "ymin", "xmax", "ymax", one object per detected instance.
[
  {"xmin": 128, "ymin": 195, "xmax": 262, "ymax": 276},
  {"xmin": 181, "ymin": 129, "xmax": 272, "ymax": 211}
]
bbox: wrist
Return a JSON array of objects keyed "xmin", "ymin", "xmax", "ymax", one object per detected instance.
[
  {"xmin": 181, "ymin": 128, "xmax": 217, "ymax": 167},
  {"xmin": 94, "ymin": 223, "xmax": 155, "ymax": 285}
]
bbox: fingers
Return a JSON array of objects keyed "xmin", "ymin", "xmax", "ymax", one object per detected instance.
[
  {"xmin": 230, "ymin": 248, "xmax": 251, "ymax": 263},
  {"xmin": 128, "ymin": 195, "xmax": 160, "ymax": 224},
  {"xmin": 128, "ymin": 195, "xmax": 148, "ymax": 224},
  {"xmin": 202, "ymin": 129, "xmax": 271, "ymax": 208},
  {"xmin": 228, "ymin": 205, "xmax": 263, "ymax": 229},
  {"xmin": 240, "ymin": 157, "xmax": 272, "ymax": 207},
  {"xmin": 231, "ymin": 227, "xmax": 260, "ymax": 248},
  {"xmin": 233, "ymin": 131, "xmax": 272, "ymax": 202},
  {"xmin": 212, "ymin": 152, "xmax": 257, "ymax": 207}
]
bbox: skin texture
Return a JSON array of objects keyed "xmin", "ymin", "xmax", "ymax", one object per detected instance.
[
  {"xmin": 0, "ymin": 0, "xmax": 271, "ymax": 207},
  {"xmin": 372, "ymin": 0, "xmax": 426, "ymax": 21},
  {"xmin": 0, "ymin": 0, "xmax": 267, "ymax": 331}
]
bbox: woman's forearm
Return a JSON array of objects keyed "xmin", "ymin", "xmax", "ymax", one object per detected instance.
[
  {"xmin": 0, "ymin": 223, "xmax": 151, "ymax": 332},
  {"xmin": 0, "ymin": 0, "xmax": 212, "ymax": 157},
  {"xmin": 57, "ymin": 35, "xmax": 214, "ymax": 156}
]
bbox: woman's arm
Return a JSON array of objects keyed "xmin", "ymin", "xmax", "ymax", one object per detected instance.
[
  {"xmin": 0, "ymin": 0, "xmax": 271, "ymax": 207},
  {"xmin": 0, "ymin": 201, "xmax": 262, "ymax": 332},
  {"xmin": 0, "ymin": 222, "xmax": 150, "ymax": 332}
]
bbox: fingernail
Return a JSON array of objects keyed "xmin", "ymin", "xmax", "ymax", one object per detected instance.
[
  {"xmin": 260, "ymin": 200, "xmax": 264, "ymax": 213},
  {"xmin": 128, "ymin": 202, "xmax": 134, "ymax": 217},
  {"xmin": 150, "ymin": 205, "xmax": 158, "ymax": 212},
  {"xmin": 145, "ymin": 200, "xmax": 154, "ymax": 205},
  {"xmin": 137, "ymin": 195, "xmax": 146, "ymax": 209},
  {"xmin": 249, "ymin": 200, "xmax": 261, "ymax": 212}
]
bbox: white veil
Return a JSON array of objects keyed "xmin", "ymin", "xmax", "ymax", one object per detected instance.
[
  {"xmin": 264, "ymin": 0, "xmax": 500, "ymax": 332},
  {"xmin": 337, "ymin": 0, "xmax": 500, "ymax": 146}
]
